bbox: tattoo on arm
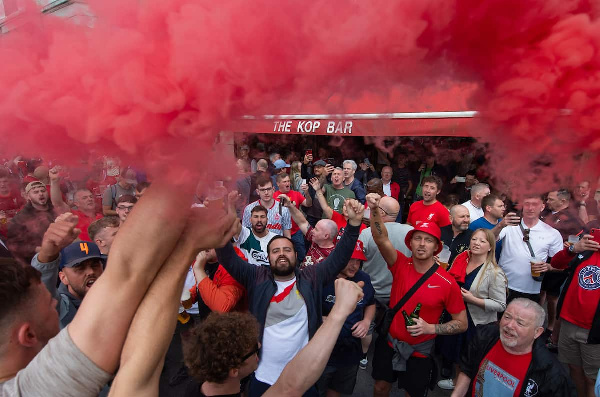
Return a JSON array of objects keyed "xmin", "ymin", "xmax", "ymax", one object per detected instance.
[
  {"xmin": 435, "ymin": 320, "xmax": 463, "ymax": 335},
  {"xmin": 374, "ymin": 222, "xmax": 382, "ymax": 235}
]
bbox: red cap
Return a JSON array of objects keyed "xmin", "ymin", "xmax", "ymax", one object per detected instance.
[
  {"xmin": 351, "ymin": 240, "xmax": 367, "ymax": 261},
  {"xmin": 404, "ymin": 222, "xmax": 443, "ymax": 255}
]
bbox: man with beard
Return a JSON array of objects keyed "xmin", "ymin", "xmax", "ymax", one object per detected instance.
[
  {"xmin": 406, "ymin": 175, "xmax": 451, "ymax": 229},
  {"xmin": 236, "ymin": 205, "xmax": 277, "ymax": 266},
  {"xmin": 367, "ymin": 193, "xmax": 467, "ymax": 397},
  {"xmin": 32, "ymin": 216, "xmax": 105, "ymax": 328},
  {"xmin": 441, "ymin": 205, "xmax": 473, "ymax": 266},
  {"xmin": 6, "ymin": 181, "xmax": 58, "ymax": 265},
  {"xmin": 451, "ymin": 299, "xmax": 575, "ymax": 397},
  {"xmin": 242, "ymin": 175, "xmax": 292, "ymax": 238},
  {"xmin": 50, "ymin": 168, "xmax": 102, "ymax": 242},
  {"xmin": 216, "ymin": 197, "xmax": 365, "ymax": 396}
]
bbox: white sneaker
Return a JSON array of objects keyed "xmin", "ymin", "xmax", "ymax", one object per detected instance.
[
  {"xmin": 437, "ymin": 379, "xmax": 455, "ymax": 390},
  {"xmin": 359, "ymin": 358, "xmax": 368, "ymax": 369}
]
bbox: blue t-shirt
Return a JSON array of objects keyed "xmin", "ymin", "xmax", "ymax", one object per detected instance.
[
  {"xmin": 469, "ymin": 217, "xmax": 503, "ymax": 261},
  {"xmin": 322, "ymin": 270, "xmax": 375, "ymax": 366}
]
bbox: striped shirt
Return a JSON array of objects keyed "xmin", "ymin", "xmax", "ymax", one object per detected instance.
[{"xmin": 242, "ymin": 200, "xmax": 292, "ymax": 236}]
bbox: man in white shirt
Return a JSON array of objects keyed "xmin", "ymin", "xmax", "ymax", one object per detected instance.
[
  {"xmin": 237, "ymin": 205, "xmax": 277, "ymax": 266},
  {"xmin": 242, "ymin": 175, "xmax": 292, "ymax": 238},
  {"xmin": 495, "ymin": 195, "xmax": 564, "ymax": 303},
  {"xmin": 461, "ymin": 183, "xmax": 490, "ymax": 222}
]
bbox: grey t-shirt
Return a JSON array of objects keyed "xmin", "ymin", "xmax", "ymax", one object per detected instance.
[
  {"xmin": 0, "ymin": 327, "xmax": 112, "ymax": 397},
  {"xmin": 101, "ymin": 184, "xmax": 135, "ymax": 210},
  {"xmin": 359, "ymin": 222, "xmax": 413, "ymax": 300}
]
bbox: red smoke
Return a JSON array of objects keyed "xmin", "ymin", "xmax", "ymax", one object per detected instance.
[{"xmin": 1, "ymin": 0, "xmax": 599, "ymax": 193}]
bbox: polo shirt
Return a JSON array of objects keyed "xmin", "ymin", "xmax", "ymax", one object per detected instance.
[{"xmin": 462, "ymin": 200, "xmax": 484, "ymax": 222}]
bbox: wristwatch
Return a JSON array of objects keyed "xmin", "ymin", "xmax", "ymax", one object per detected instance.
[{"xmin": 568, "ymin": 244, "xmax": 576, "ymax": 253}]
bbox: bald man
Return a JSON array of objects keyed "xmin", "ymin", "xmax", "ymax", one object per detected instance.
[{"xmin": 441, "ymin": 205, "xmax": 473, "ymax": 265}]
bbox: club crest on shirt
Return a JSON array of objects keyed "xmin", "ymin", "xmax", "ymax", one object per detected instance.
[
  {"xmin": 427, "ymin": 213, "xmax": 434, "ymax": 220},
  {"xmin": 578, "ymin": 265, "xmax": 600, "ymax": 291},
  {"xmin": 523, "ymin": 379, "xmax": 539, "ymax": 397}
]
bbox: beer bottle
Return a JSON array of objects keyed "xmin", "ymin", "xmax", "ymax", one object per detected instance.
[
  {"xmin": 403, "ymin": 310, "xmax": 415, "ymax": 327},
  {"xmin": 410, "ymin": 303, "xmax": 422, "ymax": 319}
]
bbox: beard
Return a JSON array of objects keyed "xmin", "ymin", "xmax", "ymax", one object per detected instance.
[
  {"xmin": 270, "ymin": 256, "xmax": 295, "ymax": 277},
  {"xmin": 499, "ymin": 327, "xmax": 518, "ymax": 347},
  {"xmin": 252, "ymin": 223, "xmax": 266, "ymax": 234}
]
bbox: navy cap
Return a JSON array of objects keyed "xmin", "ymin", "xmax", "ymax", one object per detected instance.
[
  {"xmin": 313, "ymin": 160, "xmax": 327, "ymax": 167},
  {"xmin": 59, "ymin": 241, "xmax": 106, "ymax": 270}
]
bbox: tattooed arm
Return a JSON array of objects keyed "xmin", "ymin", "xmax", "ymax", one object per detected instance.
[
  {"xmin": 367, "ymin": 193, "xmax": 398, "ymax": 266},
  {"xmin": 407, "ymin": 309, "xmax": 468, "ymax": 336}
]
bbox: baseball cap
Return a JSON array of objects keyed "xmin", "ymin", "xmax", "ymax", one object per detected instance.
[
  {"xmin": 313, "ymin": 160, "xmax": 327, "ymax": 167},
  {"xmin": 25, "ymin": 181, "xmax": 45, "ymax": 195},
  {"xmin": 59, "ymin": 241, "xmax": 106, "ymax": 270},
  {"xmin": 404, "ymin": 222, "xmax": 443, "ymax": 255},
  {"xmin": 273, "ymin": 159, "xmax": 290, "ymax": 170},
  {"xmin": 122, "ymin": 168, "xmax": 138, "ymax": 185},
  {"xmin": 351, "ymin": 240, "xmax": 367, "ymax": 261}
]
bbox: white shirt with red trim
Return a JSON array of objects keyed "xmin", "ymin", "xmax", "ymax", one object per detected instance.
[{"xmin": 242, "ymin": 199, "xmax": 292, "ymax": 236}]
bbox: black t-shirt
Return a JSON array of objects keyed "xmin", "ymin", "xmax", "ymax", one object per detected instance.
[
  {"xmin": 440, "ymin": 225, "xmax": 473, "ymax": 266},
  {"xmin": 184, "ymin": 381, "xmax": 241, "ymax": 397}
]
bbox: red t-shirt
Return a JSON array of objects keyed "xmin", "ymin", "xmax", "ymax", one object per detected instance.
[
  {"xmin": 472, "ymin": 341, "xmax": 532, "ymax": 396},
  {"xmin": 274, "ymin": 190, "xmax": 305, "ymax": 235},
  {"xmin": 407, "ymin": 200, "xmax": 451, "ymax": 228},
  {"xmin": 388, "ymin": 251, "xmax": 465, "ymax": 345},
  {"xmin": 559, "ymin": 253, "xmax": 600, "ymax": 330},
  {"xmin": 302, "ymin": 227, "xmax": 335, "ymax": 268},
  {"xmin": 0, "ymin": 192, "xmax": 23, "ymax": 216},
  {"xmin": 331, "ymin": 210, "xmax": 366, "ymax": 242},
  {"xmin": 71, "ymin": 210, "xmax": 103, "ymax": 242}
]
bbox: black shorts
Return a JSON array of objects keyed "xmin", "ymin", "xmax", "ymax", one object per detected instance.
[
  {"xmin": 316, "ymin": 363, "xmax": 359, "ymax": 395},
  {"xmin": 541, "ymin": 272, "xmax": 568, "ymax": 297},
  {"xmin": 371, "ymin": 334, "xmax": 434, "ymax": 397}
]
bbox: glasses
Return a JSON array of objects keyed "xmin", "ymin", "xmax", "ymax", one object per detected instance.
[
  {"xmin": 258, "ymin": 187, "xmax": 273, "ymax": 193},
  {"xmin": 240, "ymin": 343, "xmax": 260, "ymax": 361},
  {"xmin": 117, "ymin": 205, "xmax": 134, "ymax": 211},
  {"xmin": 377, "ymin": 206, "xmax": 398, "ymax": 218},
  {"xmin": 523, "ymin": 228, "xmax": 530, "ymax": 243}
]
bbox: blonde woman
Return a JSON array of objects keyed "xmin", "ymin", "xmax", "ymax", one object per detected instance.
[
  {"xmin": 438, "ymin": 228, "xmax": 508, "ymax": 390},
  {"xmin": 290, "ymin": 161, "xmax": 303, "ymax": 192}
]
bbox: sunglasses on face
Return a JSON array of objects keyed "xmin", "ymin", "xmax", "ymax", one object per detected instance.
[{"xmin": 240, "ymin": 343, "xmax": 260, "ymax": 361}]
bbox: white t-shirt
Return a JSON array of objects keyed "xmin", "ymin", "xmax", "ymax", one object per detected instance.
[
  {"xmin": 255, "ymin": 278, "xmax": 308, "ymax": 385},
  {"xmin": 382, "ymin": 182, "xmax": 392, "ymax": 197},
  {"xmin": 498, "ymin": 220, "xmax": 563, "ymax": 294},
  {"xmin": 235, "ymin": 227, "xmax": 277, "ymax": 266},
  {"xmin": 462, "ymin": 200, "xmax": 484, "ymax": 222}
]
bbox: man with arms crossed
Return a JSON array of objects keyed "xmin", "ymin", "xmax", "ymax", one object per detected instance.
[{"xmin": 368, "ymin": 193, "xmax": 467, "ymax": 397}]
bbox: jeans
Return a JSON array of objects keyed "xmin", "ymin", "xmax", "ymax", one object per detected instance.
[{"xmin": 291, "ymin": 230, "xmax": 306, "ymax": 264}]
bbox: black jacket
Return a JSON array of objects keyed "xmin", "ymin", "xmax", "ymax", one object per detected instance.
[
  {"xmin": 6, "ymin": 202, "xmax": 57, "ymax": 265},
  {"xmin": 556, "ymin": 250, "xmax": 600, "ymax": 343},
  {"xmin": 216, "ymin": 223, "xmax": 359, "ymax": 343},
  {"xmin": 460, "ymin": 323, "xmax": 576, "ymax": 397}
]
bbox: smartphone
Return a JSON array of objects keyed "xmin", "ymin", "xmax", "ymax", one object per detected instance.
[
  {"xmin": 590, "ymin": 228, "xmax": 600, "ymax": 245},
  {"xmin": 455, "ymin": 176, "xmax": 466, "ymax": 182},
  {"xmin": 326, "ymin": 158, "xmax": 335, "ymax": 165},
  {"xmin": 364, "ymin": 158, "xmax": 371, "ymax": 166},
  {"xmin": 305, "ymin": 149, "xmax": 312, "ymax": 157}
]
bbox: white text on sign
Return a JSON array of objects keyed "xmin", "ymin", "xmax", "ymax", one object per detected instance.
[{"xmin": 273, "ymin": 120, "xmax": 353, "ymax": 134}]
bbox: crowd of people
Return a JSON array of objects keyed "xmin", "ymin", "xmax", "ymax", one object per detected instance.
[{"xmin": 0, "ymin": 139, "xmax": 600, "ymax": 397}]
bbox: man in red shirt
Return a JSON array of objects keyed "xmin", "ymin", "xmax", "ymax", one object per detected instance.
[
  {"xmin": 0, "ymin": 168, "xmax": 24, "ymax": 237},
  {"xmin": 274, "ymin": 174, "xmax": 312, "ymax": 263},
  {"xmin": 407, "ymin": 175, "xmax": 451, "ymax": 229},
  {"xmin": 550, "ymin": 234, "xmax": 600, "ymax": 397},
  {"xmin": 452, "ymin": 299, "xmax": 575, "ymax": 397},
  {"xmin": 368, "ymin": 193, "xmax": 466, "ymax": 397},
  {"xmin": 49, "ymin": 168, "xmax": 102, "ymax": 241}
]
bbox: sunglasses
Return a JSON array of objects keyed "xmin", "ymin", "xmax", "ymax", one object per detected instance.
[
  {"xmin": 240, "ymin": 343, "xmax": 260, "ymax": 361},
  {"xmin": 523, "ymin": 228, "xmax": 530, "ymax": 243}
]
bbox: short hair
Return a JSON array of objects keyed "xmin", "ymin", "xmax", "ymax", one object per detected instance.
[
  {"xmin": 251, "ymin": 205, "xmax": 268, "ymax": 216},
  {"xmin": 0, "ymin": 259, "xmax": 41, "ymax": 339},
  {"xmin": 366, "ymin": 178, "xmax": 384, "ymax": 194},
  {"xmin": 332, "ymin": 167, "xmax": 343, "ymax": 173},
  {"xmin": 471, "ymin": 183, "xmax": 490, "ymax": 198},
  {"xmin": 135, "ymin": 181, "xmax": 151, "ymax": 192},
  {"xmin": 422, "ymin": 175, "xmax": 442, "ymax": 191},
  {"xmin": 88, "ymin": 216, "xmax": 120, "ymax": 241},
  {"xmin": 256, "ymin": 159, "xmax": 269, "ymax": 170},
  {"xmin": 269, "ymin": 153, "xmax": 280, "ymax": 163},
  {"xmin": 256, "ymin": 174, "xmax": 272, "ymax": 188},
  {"xmin": 342, "ymin": 160, "xmax": 357, "ymax": 171},
  {"xmin": 442, "ymin": 194, "xmax": 459, "ymax": 208},
  {"xmin": 555, "ymin": 188, "xmax": 571, "ymax": 201},
  {"xmin": 184, "ymin": 312, "xmax": 259, "ymax": 383},
  {"xmin": 450, "ymin": 204, "xmax": 469, "ymax": 218},
  {"xmin": 508, "ymin": 298, "xmax": 545, "ymax": 328},
  {"xmin": 482, "ymin": 194, "xmax": 501, "ymax": 213},
  {"xmin": 0, "ymin": 167, "xmax": 10, "ymax": 179},
  {"xmin": 466, "ymin": 169, "xmax": 477, "ymax": 177},
  {"xmin": 73, "ymin": 188, "xmax": 92, "ymax": 200},
  {"xmin": 266, "ymin": 235, "xmax": 295, "ymax": 254},
  {"xmin": 116, "ymin": 195, "xmax": 137, "ymax": 205},
  {"xmin": 276, "ymin": 173, "xmax": 290, "ymax": 183}
]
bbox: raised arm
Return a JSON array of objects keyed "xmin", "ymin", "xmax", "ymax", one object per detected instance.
[
  {"xmin": 264, "ymin": 279, "xmax": 364, "ymax": 397},
  {"xmin": 68, "ymin": 182, "xmax": 230, "ymax": 374},
  {"xmin": 279, "ymin": 193, "xmax": 309, "ymax": 235},
  {"xmin": 108, "ymin": 199, "xmax": 238, "ymax": 396},
  {"xmin": 49, "ymin": 168, "xmax": 70, "ymax": 214},
  {"xmin": 192, "ymin": 252, "xmax": 244, "ymax": 312},
  {"xmin": 311, "ymin": 177, "xmax": 333, "ymax": 219},
  {"xmin": 315, "ymin": 199, "xmax": 364, "ymax": 284},
  {"xmin": 367, "ymin": 193, "xmax": 398, "ymax": 266},
  {"xmin": 300, "ymin": 183, "xmax": 312, "ymax": 207}
]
